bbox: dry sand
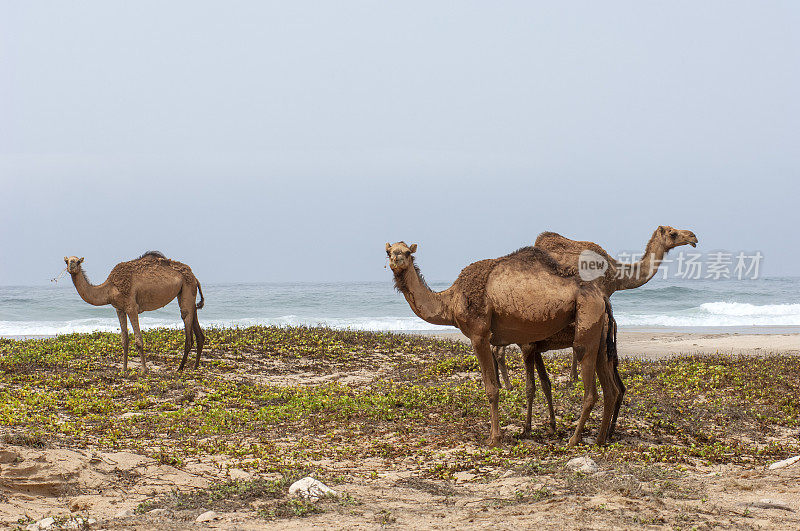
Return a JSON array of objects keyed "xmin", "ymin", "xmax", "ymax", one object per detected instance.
[{"xmin": 429, "ymin": 329, "xmax": 800, "ymax": 359}]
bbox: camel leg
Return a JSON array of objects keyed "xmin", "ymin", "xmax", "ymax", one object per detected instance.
[
  {"xmin": 116, "ymin": 309, "xmax": 129, "ymax": 371},
  {"xmin": 192, "ymin": 314, "xmax": 205, "ymax": 369},
  {"xmin": 127, "ymin": 311, "xmax": 147, "ymax": 374},
  {"xmin": 567, "ymin": 294, "xmax": 604, "ymax": 448},
  {"xmin": 471, "ymin": 335, "xmax": 502, "ymax": 447},
  {"xmin": 569, "ymin": 350, "xmax": 579, "ymax": 382},
  {"xmin": 594, "ymin": 319, "xmax": 618, "ymax": 446},
  {"xmin": 178, "ymin": 310, "xmax": 194, "ymax": 372},
  {"xmin": 493, "ymin": 346, "xmax": 512, "ymax": 390},
  {"xmin": 519, "ymin": 344, "xmax": 536, "ymax": 438},
  {"xmin": 609, "ymin": 362, "xmax": 626, "ymax": 439},
  {"xmin": 492, "ymin": 348, "xmax": 502, "ymax": 390},
  {"xmin": 568, "ymin": 347, "xmax": 598, "ymax": 448},
  {"xmin": 534, "ymin": 351, "xmax": 556, "ymax": 434}
]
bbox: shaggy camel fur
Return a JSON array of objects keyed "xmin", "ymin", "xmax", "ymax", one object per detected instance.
[
  {"xmin": 515, "ymin": 226, "xmax": 698, "ymax": 438},
  {"xmin": 65, "ymin": 252, "xmax": 205, "ymax": 373},
  {"xmin": 386, "ymin": 241, "xmax": 619, "ymax": 447}
]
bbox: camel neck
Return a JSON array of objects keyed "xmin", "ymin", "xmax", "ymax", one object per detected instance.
[
  {"xmin": 70, "ymin": 269, "xmax": 111, "ymax": 306},
  {"xmin": 395, "ymin": 263, "xmax": 454, "ymax": 327},
  {"xmin": 613, "ymin": 231, "xmax": 667, "ymax": 291}
]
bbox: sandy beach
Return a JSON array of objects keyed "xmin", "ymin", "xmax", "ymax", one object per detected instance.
[{"xmin": 428, "ymin": 328, "xmax": 800, "ymax": 359}]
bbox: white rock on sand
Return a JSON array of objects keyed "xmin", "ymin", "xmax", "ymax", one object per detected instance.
[
  {"xmin": 26, "ymin": 517, "xmax": 55, "ymax": 531},
  {"xmin": 64, "ymin": 518, "xmax": 96, "ymax": 530},
  {"xmin": 196, "ymin": 510, "xmax": 219, "ymax": 522},
  {"xmin": 566, "ymin": 456, "xmax": 599, "ymax": 474},
  {"xmin": 228, "ymin": 468, "xmax": 251, "ymax": 480},
  {"xmin": 767, "ymin": 455, "xmax": 800, "ymax": 470},
  {"xmin": 288, "ymin": 477, "xmax": 337, "ymax": 501}
]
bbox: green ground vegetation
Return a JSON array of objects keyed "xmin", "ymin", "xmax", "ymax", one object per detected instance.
[{"xmin": 0, "ymin": 326, "xmax": 797, "ymax": 479}]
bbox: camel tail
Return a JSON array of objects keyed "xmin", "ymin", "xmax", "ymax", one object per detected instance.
[
  {"xmin": 604, "ymin": 296, "xmax": 617, "ymax": 365},
  {"xmin": 196, "ymin": 281, "xmax": 205, "ymax": 310}
]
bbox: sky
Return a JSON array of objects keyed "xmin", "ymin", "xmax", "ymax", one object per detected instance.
[{"xmin": 1, "ymin": 1, "xmax": 799, "ymax": 285}]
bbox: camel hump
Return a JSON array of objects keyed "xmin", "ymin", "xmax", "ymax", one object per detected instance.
[
  {"xmin": 535, "ymin": 231, "xmax": 565, "ymax": 245},
  {"xmin": 535, "ymin": 233, "xmax": 614, "ymax": 266},
  {"xmin": 504, "ymin": 246, "xmax": 576, "ymax": 277},
  {"xmin": 137, "ymin": 250, "xmax": 167, "ymax": 260}
]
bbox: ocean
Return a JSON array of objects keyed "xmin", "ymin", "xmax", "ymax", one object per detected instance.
[{"xmin": 1, "ymin": 277, "xmax": 799, "ymax": 338}]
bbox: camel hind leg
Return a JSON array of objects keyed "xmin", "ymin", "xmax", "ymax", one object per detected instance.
[
  {"xmin": 567, "ymin": 291, "xmax": 606, "ymax": 448},
  {"xmin": 178, "ymin": 311, "xmax": 194, "ymax": 372},
  {"xmin": 569, "ymin": 350, "xmax": 579, "ymax": 382},
  {"xmin": 492, "ymin": 346, "xmax": 512, "ymax": 390},
  {"xmin": 177, "ymin": 288, "xmax": 199, "ymax": 372},
  {"xmin": 593, "ymin": 316, "xmax": 619, "ymax": 446},
  {"xmin": 192, "ymin": 315, "xmax": 205, "ymax": 369},
  {"xmin": 608, "ymin": 362, "xmax": 626, "ymax": 439}
]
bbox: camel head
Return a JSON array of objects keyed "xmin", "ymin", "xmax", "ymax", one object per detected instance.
[
  {"xmin": 656, "ymin": 226, "xmax": 698, "ymax": 250},
  {"xmin": 385, "ymin": 241, "xmax": 417, "ymax": 272},
  {"xmin": 64, "ymin": 256, "xmax": 84, "ymax": 274}
]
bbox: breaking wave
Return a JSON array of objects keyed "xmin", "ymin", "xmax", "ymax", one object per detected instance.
[
  {"xmin": 616, "ymin": 302, "xmax": 800, "ymax": 327},
  {"xmin": 0, "ymin": 315, "xmax": 447, "ymax": 337}
]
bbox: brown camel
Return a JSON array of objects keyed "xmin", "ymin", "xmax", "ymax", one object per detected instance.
[
  {"xmin": 386, "ymin": 241, "xmax": 619, "ymax": 447},
  {"xmin": 64, "ymin": 252, "xmax": 205, "ymax": 373},
  {"xmin": 516, "ymin": 226, "xmax": 698, "ymax": 439}
]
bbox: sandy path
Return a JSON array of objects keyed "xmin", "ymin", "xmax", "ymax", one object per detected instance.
[{"xmin": 428, "ymin": 330, "xmax": 800, "ymax": 359}]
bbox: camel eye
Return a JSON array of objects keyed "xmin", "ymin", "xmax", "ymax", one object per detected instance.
[
  {"xmin": 670, "ymin": 232, "xmax": 677, "ymax": 239},
  {"xmin": 404, "ymin": 251, "xmax": 411, "ymax": 257}
]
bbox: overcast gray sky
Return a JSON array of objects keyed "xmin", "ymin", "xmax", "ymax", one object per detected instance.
[{"xmin": 1, "ymin": 1, "xmax": 798, "ymax": 285}]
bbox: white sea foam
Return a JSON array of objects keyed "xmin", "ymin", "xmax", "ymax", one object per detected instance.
[
  {"xmin": 616, "ymin": 302, "xmax": 800, "ymax": 327},
  {"xmin": 0, "ymin": 315, "xmax": 445, "ymax": 337},
  {"xmin": 2, "ymin": 302, "xmax": 799, "ymax": 337}
]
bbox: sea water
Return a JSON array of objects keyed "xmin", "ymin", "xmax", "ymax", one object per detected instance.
[{"xmin": 1, "ymin": 277, "xmax": 799, "ymax": 337}]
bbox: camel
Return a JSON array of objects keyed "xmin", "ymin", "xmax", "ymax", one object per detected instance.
[
  {"xmin": 513, "ymin": 225, "xmax": 698, "ymax": 439},
  {"xmin": 536, "ymin": 225, "xmax": 698, "ymax": 300},
  {"xmin": 536, "ymin": 226, "xmax": 698, "ymax": 376},
  {"xmin": 386, "ymin": 241, "xmax": 619, "ymax": 447},
  {"xmin": 64, "ymin": 252, "xmax": 205, "ymax": 373}
]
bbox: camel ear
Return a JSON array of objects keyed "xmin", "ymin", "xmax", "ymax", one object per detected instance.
[
  {"xmin": 78, "ymin": 257, "xmax": 84, "ymax": 264},
  {"xmin": 409, "ymin": 244, "xmax": 417, "ymax": 253},
  {"xmin": 385, "ymin": 243, "xmax": 391, "ymax": 254},
  {"xmin": 64, "ymin": 256, "xmax": 68, "ymax": 263},
  {"xmin": 658, "ymin": 226, "xmax": 666, "ymax": 235}
]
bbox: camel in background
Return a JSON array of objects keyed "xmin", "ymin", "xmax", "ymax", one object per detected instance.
[
  {"xmin": 535, "ymin": 226, "xmax": 697, "ymax": 375},
  {"xmin": 64, "ymin": 252, "xmax": 205, "ymax": 373},
  {"xmin": 513, "ymin": 226, "xmax": 698, "ymax": 438},
  {"xmin": 386, "ymin": 241, "xmax": 619, "ymax": 447}
]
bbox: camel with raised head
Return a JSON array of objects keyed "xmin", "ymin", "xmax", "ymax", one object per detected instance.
[
  {"xmin": 386, "ymin": 241, "xmax": 618, "ymax": 447},
  {"xmin": 64, "ymin": 252, "xmax": 205, "ymax": 373},
  {"xmin": 517, "ymin": 226, "xmax": 698, "ymax": 438}
]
